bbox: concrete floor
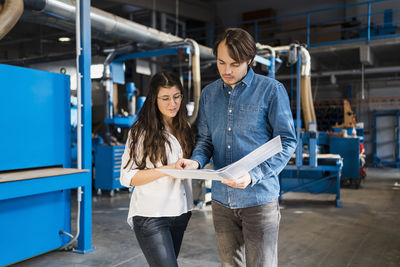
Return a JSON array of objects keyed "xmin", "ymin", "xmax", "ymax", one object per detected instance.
[{"xmin": 14, "ymin": 167, "xmax": 400, "ymax": 267}]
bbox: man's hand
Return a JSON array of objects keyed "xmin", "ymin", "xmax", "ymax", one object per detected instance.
[
  {"xmin": 221, "ymin": 172, "xmax": 252, "ymax": 189},
  {"xmin": 175, "ymin": 158, "xmax": 200, "ymax": 170}
]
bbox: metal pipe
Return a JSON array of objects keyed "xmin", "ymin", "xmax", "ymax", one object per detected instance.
[
  {"xmin": 0, "ymin": 0, "xmax": 24, "ymax": 40},
  {"xmin": 78, "ymin": 0, "xmax": 93, "ymax": 251},
  {"xmin": 59, "ymin": 0, "xmax": 82, "ymax": 251},
  {"xmin": 76, "ymin": 0, "xmax": 82, "ymax": 171},
  {"xmin": 102, "ymin": 45, "xmax": 134, "ymax": 121},
  {"xmin": 185, "ymin": 39, "xmax": 201, "ymax": 125},
  {"xmin": 23, "ymin": 0, "xmax": 214, "ymax": 60},
  {"xmin": 300, "ymin": 47, "xmax": 311, "ymax": 77},
  {"xmin": 24, "ymin": 0, "xmax": 209, "ymax": 123}
]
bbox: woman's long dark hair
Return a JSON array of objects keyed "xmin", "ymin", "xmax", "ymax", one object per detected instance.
[{"xmin": 125, "ymin": 71, "xmax": 195, "ymax": 169}]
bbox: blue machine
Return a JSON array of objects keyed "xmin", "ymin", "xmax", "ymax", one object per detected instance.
[
  {"xmin": 279, "ymin": 49, "xmax": 343, "ymax": 207},
  {"xmin": 93, "ymin": 83, "xmax": 145, "ymax": 196},
  {"xmin": 330, "ymin": 128, "xmax": 365, "ymax": 188},
  {"xmin": 330, "ymin": 136, "xmax": 362, "ymax": 186},
  {"xmin": 280, "ymin": 131, "xmax": 343, "ymax": 207},
  {"xmin": 0, "ymin": 64, "xmax": 93, "ymax": 265}
]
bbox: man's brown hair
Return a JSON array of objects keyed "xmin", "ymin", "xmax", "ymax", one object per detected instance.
[{"xmin": 213, "ymin": 28, "xmax": 257, "ymax": 63}]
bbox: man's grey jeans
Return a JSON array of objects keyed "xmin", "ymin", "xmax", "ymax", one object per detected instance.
[{"xmin": 212, "ymin": 199, "xmax": 281, "ymax": 267}]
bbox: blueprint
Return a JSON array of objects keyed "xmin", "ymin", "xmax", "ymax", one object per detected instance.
[{"xmin": 156, "ymin": 135, "xmax": 282, "ymax": 181}]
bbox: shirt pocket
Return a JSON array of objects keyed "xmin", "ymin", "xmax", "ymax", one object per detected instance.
[{"xmin": 237, "ymin": 104, "xmax": 265, "ymax": 132}]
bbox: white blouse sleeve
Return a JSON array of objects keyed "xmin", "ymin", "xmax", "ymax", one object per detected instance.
[{"xmin": 120, "ymin": 132, "xmax": 140, "ymax": 188}]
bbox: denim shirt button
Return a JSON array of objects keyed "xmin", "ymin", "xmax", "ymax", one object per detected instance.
[
  {"xmin": 229, "ymin": 109, "xmax": 232, "ymax": 113},
  {"xmin": 228, "ymin": 91, "xmax": 231, "ymax": 95},
  {"xmin": 228, "ymin": 127, "xmax": 231, "ymax": 131},
  {"xmin": 227, "ymin": 145, "xmax": 231, "ymax": 149}
]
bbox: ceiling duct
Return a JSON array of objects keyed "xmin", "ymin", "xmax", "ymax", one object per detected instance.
[{"xmin": 23, "ymin": 0, "xmax": 214, "ymax": 60}]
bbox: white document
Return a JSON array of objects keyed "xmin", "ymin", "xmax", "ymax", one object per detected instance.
[{"xmin": 156, "ymin": 135, "xmax": 282, "ymax": 181}]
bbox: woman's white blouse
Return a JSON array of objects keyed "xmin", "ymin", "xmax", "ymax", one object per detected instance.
[{"xmin": 120, "ymin": 131, "xmax": 193, "ymax": 228}]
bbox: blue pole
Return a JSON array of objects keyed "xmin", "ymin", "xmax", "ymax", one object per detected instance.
[
  {"xmin": 396, "ymin": 111, "xmax": 400, "ymax": 162},
  {"xmin": 295, "ymin": 50, "xmax": 302, "ymax": 167},
  {"xmin": 254, "ymin": 21, "xmax": 259, "ymax": 43},
  {"xmin": 76, "ymin": 0, "xmax": 94, "ymax": 253},
  {"xmin": 372, "ymin": 110, "xmax": 378, "ymax": 164},
  {"xmin": 290, "ymin": 63, "xmax": 294, "ymax": 109},
  {"xmin": 367, "ymin": 2, "xmax": 371, "ymax": 44},
  {"xmin": 347, "ymin": 84, "xmax": 352, "ymax": 100},
  {"xmin": 307, "ymin": 13, "xmax": 311, "ymax": 47},
  {"xmin": 269, "ymin": 55, "xmax": 275, "ymax": 79}
]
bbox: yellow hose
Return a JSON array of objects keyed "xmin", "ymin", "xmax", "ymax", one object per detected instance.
[{"xmin": 0, "ymin": 0, "xmax": 24, "ymax": 40}]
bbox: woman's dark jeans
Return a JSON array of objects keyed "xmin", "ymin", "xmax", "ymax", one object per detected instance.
[{"xmin": 133, "ymin": 211, "xmax": 192, "ymax": 267}]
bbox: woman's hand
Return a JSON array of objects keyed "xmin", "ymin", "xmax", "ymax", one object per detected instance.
[{"xmin": 155, "ymin": 163, "xmax": 184, "ymax": 180}]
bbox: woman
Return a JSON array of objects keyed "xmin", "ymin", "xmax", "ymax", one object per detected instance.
[{"xmin": 120, "ymin": 71, "xmax": 195, "ymax": 267}]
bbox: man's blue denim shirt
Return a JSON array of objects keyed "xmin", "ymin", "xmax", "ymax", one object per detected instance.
[{"xmin": 191, "ymin": 68, "xmax": 297, "ymax": 209}]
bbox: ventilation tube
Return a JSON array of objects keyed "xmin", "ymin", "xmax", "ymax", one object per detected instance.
[
  {"xmin": 185, "ymin": 39, "xmax": 201, "ymax": 125},
  {"xmin": 299, "ymin": 46, "xmax": 317, "ymax": 131},
  {"xmin": 23, "ymin": 0, "xmax": 214, "ymax": 60},
  {"xmin": 0, "ymin": 0, "xmax": 24, "ymax": 40}
]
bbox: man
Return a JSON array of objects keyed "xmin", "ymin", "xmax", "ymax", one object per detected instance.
[{"xmin": 176, "ymin": 28, "xmax": 297, "ymax": 266}]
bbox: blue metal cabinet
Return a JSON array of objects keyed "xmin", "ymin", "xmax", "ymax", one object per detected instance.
[
  {"xmin": 94, "ymin": 145, "xmax": 125, "ymax": 194},
  {"xmin": 329, "ymin": 136, "xmax": 361, "ymax": 187}
]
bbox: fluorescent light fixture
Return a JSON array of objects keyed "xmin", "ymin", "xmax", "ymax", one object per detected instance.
[{"xmin": 58, "ymin": 37, "xmax": 71, "ymax": 42}]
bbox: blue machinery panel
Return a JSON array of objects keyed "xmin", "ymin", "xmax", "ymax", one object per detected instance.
[
  {"xmin": 0, "ymin": 64, "xmax": 71, "ymax": 171},
  {"xmin": 0, "ymin": 63, "xmax": 93, "ymax": 265}
]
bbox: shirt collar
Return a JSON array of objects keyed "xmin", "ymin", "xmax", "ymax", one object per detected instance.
[
  {"xmin": 242, "ymin": 67, "xmax": 254, "ymax": 87},
  {"xmin": 221, "ymin": 67, "xmax": 255, "ymax": 89}
]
